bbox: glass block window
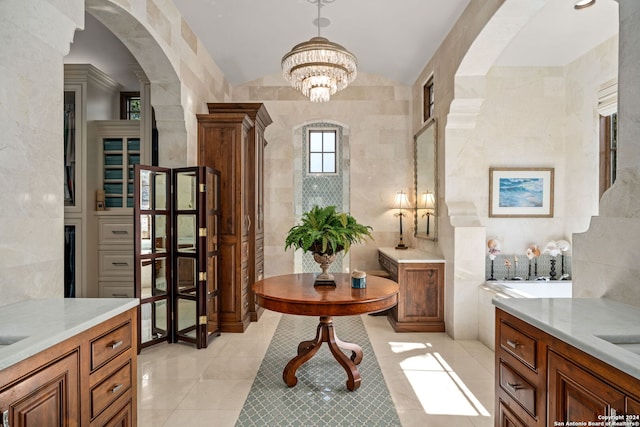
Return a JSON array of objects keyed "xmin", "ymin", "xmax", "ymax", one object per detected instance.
[{"xmin": 308, "ymin": 130, "xmax": 337, "ymax": 174}]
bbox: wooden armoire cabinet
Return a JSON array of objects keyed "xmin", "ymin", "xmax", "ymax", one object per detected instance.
[{"xmin": 197, "ymin": 103, "xmax": 272, "ymax": 332}]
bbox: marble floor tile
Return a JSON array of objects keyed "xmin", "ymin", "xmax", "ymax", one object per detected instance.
[{"xmin": 137, "ymin": 310, "xmax": 496, "ymax": 426}]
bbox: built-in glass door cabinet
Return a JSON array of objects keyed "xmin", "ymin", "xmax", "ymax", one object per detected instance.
[
  {"xmin": 64, "ymin": 87, "xmax": 82, "ymax": 213},
  {"xmin": 64, "ymin": 86, "xmax": 84, "ymax": 297},
  {"xmin": 94, "ymin": 121, "xmax": 142, "ymax": 209},
  {"xmin": 134, "ymin": 165, "xmax": 221, "ymax": 352}
]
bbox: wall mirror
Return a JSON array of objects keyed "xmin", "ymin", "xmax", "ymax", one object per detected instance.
[{"xmin": 414, "ymin": 118, "xmax": 438, "ymax": 240}]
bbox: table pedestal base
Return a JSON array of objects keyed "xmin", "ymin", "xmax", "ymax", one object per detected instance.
[{"xmin": 283, "ymin": 316, "xmax": 363, "ymax": 391}]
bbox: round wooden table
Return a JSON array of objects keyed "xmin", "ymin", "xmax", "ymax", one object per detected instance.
[{"xmin": 252, "ymin": 273, "xmax": 399, "ymax": 391}]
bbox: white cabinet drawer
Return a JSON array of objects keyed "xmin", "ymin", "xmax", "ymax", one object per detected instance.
[
  {"xmin": 99, "ymin": 218, "xmax": 133, "ymax": 245},
  {"xmin": 99, "ymin": 283, "xmax": 134, "ymax": 298},
  {"xmin": 99, "ymin": 252, "xmax": 134, "ymax": 276}
]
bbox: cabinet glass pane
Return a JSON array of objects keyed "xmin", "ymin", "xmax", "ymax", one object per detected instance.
[
  {"xmin": 154, "ymin": 258, "xmax": 168, "ymax": 293},
  {"xmin": 105, "ymin": 197, "xmax": 122, "ymax": 208},
  {"xmin": 176, "ymin": 171, "xmax": 197, "ymax": 211},
  {"xmin": 140, "ymin": 300, "xmax": 167, "ymax": 343},
  {"xmin": 177, "ymin": 257, "xmax": 196, "ymax": 290},
  {"xmin": 140, "ymin": 258, "xmax": 168, "ymax": 297},
  {"xmin": 103, "ymin": 138, "xmax": 123, "ymax": 151},
  {"xmin": 64, "ymin": 91, "xmax": 76, "ymax": 207},
  {"xmin": 177, "ymin": 299, "xmax": 197, "ymax": 339},
  {"xmin": 140, "ymin": 214, "xmax": 152, "ymax": 254},
  {"xmin": 105, "ymin": 169, "xmax": 123, "ymax": 180},
  {"xmin": 104, "ymin": 183, "xmax": 123, "ymax": 195},
  {"xmin": 155, "ymin": 215, "xmax": 167, "ymax": 253},
  {"xmin": 176, "ymin": 215, "xmax": 197, "ymax": 253},
  {"xmin": 155, "ymin": 172, "xmax": 167, "ymax": 210},
  {"xmin": 127, "ymin": 138, "xmax": 140, "ymax": 151},
  {"xmin": 104, "ymin": 154, "xmax": 123, "ymax": 165},
  {"xmin": 140, "ymin": 169, "xmax": 151, "ymax": 210},
  {"xmin": 140, "ymin": 260, "xmax": 153, "ymax": 297}
]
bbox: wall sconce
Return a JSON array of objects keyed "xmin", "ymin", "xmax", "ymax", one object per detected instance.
[
  {"xmin": 391, "ymin": 191, "xmax": 412, "ymax": 250},
  {"xmin": 418, "ymin": 192, "xmax": 436, "ymax": 235}
]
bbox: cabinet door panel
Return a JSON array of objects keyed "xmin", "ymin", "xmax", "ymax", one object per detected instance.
[
  {"xmin": 399, "ymin": 265, "xmax": 443, "ymax": 322},
  {"xmin": 498, "ymin": 400, "xmax": 528, "ymax": 427},
  {"xmin": 548, "ymin": 351, "xmax": 625, "ymax": 425},
  {"xmin": 0, "ymin": 352, "xmax": 80, "ymax": 427}
]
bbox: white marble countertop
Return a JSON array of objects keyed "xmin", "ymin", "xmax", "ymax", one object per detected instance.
[
  {"xmin": 493, "ymin": 297, "xmax": 640, "ymax": 380},
  {"xmin": 0, "ymin": 298, "xmax": 138, "ymax": 371},
  {"xmin": 378, "ymin": 246, "xmax": 445, "ymax": 263}
]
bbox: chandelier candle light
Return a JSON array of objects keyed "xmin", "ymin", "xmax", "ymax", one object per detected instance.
[{"xmin": 281, "ymin": 0, "xmax": 357, "ymax": 102}]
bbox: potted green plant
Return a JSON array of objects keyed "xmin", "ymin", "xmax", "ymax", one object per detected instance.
[{"xmin": 285, "ymin": 205, "xmax": 373, "ymax": 284}]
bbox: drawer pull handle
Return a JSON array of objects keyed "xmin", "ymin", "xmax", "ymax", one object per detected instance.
[
  {"xmin": 109, "ymin": 340, "xmax": 123, "ymax": 349},
  {"xmin": 112, "ymin": 262, "xmax": 129, "ymax": 266},
  {"xmin": 507, "ymin": 381, "xmax": 522, "ymax": 391},
  {"xmin": 112, "ymin": 293, "xmax": 129, "ymax": 298},
  {"xmin": 506, "ymin": 339, "xmax": 520, "ymax": 349},
  {"xmin": 111, "ymin": 384, "xmax": 124, "ymax": 394},
  {"xmin": 2, "ymin": 409, "xmax": 8, "ymax": 427},
  {"xmin": 112, "ymin": 230, "xmax": 128, "ymax": 235}
]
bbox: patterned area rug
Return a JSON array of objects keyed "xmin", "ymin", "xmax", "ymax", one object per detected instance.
[{"xmin": 235, "ymin": 314, "xmax": 401, "ymax": 426}]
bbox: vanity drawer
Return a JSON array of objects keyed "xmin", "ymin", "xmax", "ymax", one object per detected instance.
[
  {"xmin": 90, "ymin": 360, "xmax": 132, "ymax": 419},
  {"xmin": 500, "ymin": 321, "xmax": 537, "ymax": 370},
  {"xmin": 98, "ymin": 219, "xmax": 133, "ymax": 245},
  {"xmin": 378, "ymin": 253, "xmax": 398, "ymax": 279},
  {"xmin": 499, "ymin": 361, "xmax": 537, "ymax": 417},
  {"xmin": 99, "ymin": 283, "xmax": 134, "ymax": 299},
  {"xmin": 91, "ymin": 322, "xmax": 132, "ymax": 370},
  {"xmin": 99, "ymin": 252, "xmax": 134, "ymax": 276}
]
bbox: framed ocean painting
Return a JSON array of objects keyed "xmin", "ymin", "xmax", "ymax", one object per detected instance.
[{"xmin": 489, "ymin": 167, "xmax": 554, "ymax": 218}]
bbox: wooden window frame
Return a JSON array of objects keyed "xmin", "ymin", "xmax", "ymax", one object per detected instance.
[
  {"xmin": 120, "ymin": 91, "xmax": 141, "ymax": 120},
  {"xmin": 599, "ymin": 113, "xmax": 617, "ymax": 198},
  {"xmin": 423, "ymin": 77, "xmax": 434, "ymax": 122}
]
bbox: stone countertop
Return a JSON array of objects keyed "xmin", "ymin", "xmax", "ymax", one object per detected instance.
[
  {"xmin": 493, "ymin": 297, "xmax": 640, "ymax": 380},
  {"xmin": 378, "ymin": 246, "xmax": 445, "ymax": 263},
  {"xmin": 0, "ymin": 298, "xmax": 138, "ymax": 371}
]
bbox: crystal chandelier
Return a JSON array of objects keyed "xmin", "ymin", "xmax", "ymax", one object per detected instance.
[{"xmin": 281, "ymin": 0, "xmax": 357, "ymax": 102}]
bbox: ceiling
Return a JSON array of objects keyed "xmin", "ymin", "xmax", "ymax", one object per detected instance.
[
  {"xmin": 67, "ymin": 0, "xmax": 619, "ymax": 90},
  {"xmin": 174, "ymin": 0, "xmax": 471, "ymax": 86}
]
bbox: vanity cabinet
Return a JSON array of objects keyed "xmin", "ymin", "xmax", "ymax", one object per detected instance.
[
  {"xmin": 0, "ymin": 351, "xmax": 80, "ymax": 426},
  {"xmin": 547, "ymin": 351, "xmax": 624, "ymax": 423},
  {"xmin": 495, "ymin": 309, "xmax": 547, "ymax": 427},
  {"xmin": 0, "ymin": 306, "xmax": 137, "ymax": 426},
  {"xmin": 197, "ymin": 103, "xmax": 272, "ymax": 332},
  {"xmin": 495, "ymin": 308, "xmax": 640, "ymax": 427},
  {"xmin": 378, "ymin": 248, "xmax": 445, "ymax": 332}
]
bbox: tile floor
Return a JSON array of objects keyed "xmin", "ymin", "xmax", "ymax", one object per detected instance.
[{"xmin": 137, "ymin": 310, "xmax": 495, "ymax": 426}]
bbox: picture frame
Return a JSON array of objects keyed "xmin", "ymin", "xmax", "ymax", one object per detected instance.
[{"xmin": 489, "ymin": 167, "xmax": 554, "ymax": 218}]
